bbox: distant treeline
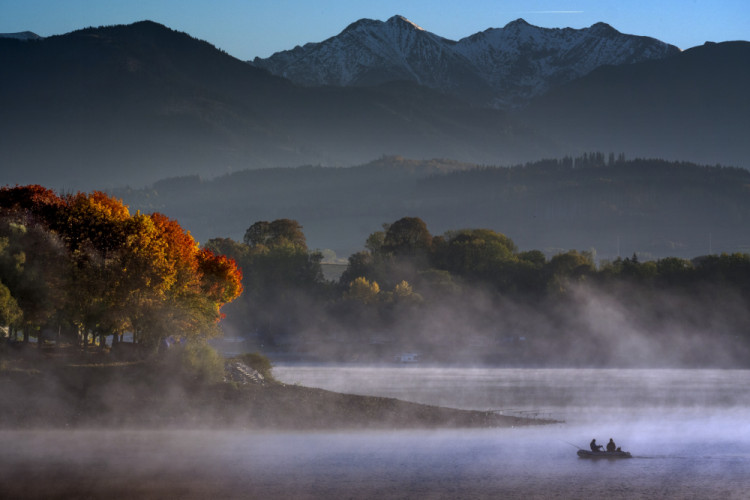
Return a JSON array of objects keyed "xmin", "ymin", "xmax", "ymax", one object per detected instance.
[
  {"xmin": 424, "ymin": 153, "xmax": 750, "ymax": 201},
  {"xmin": 208, "ymin": 215, "xmax": 750, "ymax": 367},
  {"xmin": 115, "ymin": 153, "xmax": 750, "ymax": 259}
]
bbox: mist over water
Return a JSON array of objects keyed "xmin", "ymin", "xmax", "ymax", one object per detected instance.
[
  {"xmin": 2, "ymin": 367, "xmax": 746, "ymax": 498},
  {"xmin": 273, "ymin": 366, "xmax": 750, "ymax": 424}
]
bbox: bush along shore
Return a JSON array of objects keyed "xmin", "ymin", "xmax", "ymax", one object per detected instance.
[{"xmin": 0, "ymin": 345, "xmax": 555, "ymax": 430}]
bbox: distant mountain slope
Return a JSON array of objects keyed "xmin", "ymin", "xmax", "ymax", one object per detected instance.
[
  {"xmin": 0, "ymin": 21, "xmax": 549, "ymax": 190},
  {"xmin": 0, "ymin": 31, "xmax": 41, "ymax": 40},
  {"xmin": 252, "ymin": 16, "xmax": 679, "ymax": 109},
  {"xmin": 518, "ymin": 41, "xmax": 750, "ymax": 169},
  {"xmin": 114, "ymin": 155, "xmax": 750, "ymax": 260}
]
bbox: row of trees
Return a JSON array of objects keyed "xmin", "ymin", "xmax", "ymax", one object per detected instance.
[
  {"xmin": 0, "ymin": 185, "xmax": 242, "ymax": 349},
  {"xmin": 207, "ymin": 216, "xmax": 750, "ymax": 365},
  {"xmin": 342, "ymin": 216, "xmax": 750, "ymax": 296},
  {"xmin": 5, "ymin": 183, "xmax": 745, "ymax": 366}
]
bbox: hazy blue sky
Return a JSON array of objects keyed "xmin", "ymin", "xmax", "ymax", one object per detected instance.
[{"xmin": 1, "ymin": 0, "xmax": 747, "ymax": 59}]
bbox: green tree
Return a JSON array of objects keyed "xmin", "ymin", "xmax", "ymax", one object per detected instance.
[
  {"xmin": 0, "ymin": 220, "xmax": 68, "ymax": 345},
  {"xmin": 0, "ymin": 279, "xmax": 21, "ymax": 329},
  {"xmin": 244, "ymin": 219, "xmax": 307, "ymax": 250},
  {"xmin": 517, "ymin": 250, "xmax": 546, "ymax": 268},
  {"xmin": 546, "ymin": 250, "xmax": 596, "ymax": 292},
  {"xmin": 210, "ymin": 221, "xmax": 325, "ymax": 345},
  {"xmin": 339, "ymin": 251, "xmax": 375, "ymax": 287},
  {"xmin": 382, "ymin": 217, "xmax": 432, "ymax": 259},
  {"xmin": 655, "ymin": 257, "xmax": 694, "ymax": 286},
  {"xmin": 392, "ymin": 280, "xmax": 422, "ymax": 305},
  {"xmin": 435, "ymin": 228, "xmax": 517, "ymax": 277},
  {"xmin": 365, "ymin": 229, "xmax": 386, "ymax": 255}
]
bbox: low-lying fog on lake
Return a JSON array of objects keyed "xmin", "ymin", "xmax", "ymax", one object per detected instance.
[{"xmin": 1, "ymin": 367, "xmax": 748, "ymax": 499}]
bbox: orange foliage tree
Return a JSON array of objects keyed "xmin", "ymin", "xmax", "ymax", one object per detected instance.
[{"xmin": 0, "ymin": 185, "xmax": 242, "ymax": 348}]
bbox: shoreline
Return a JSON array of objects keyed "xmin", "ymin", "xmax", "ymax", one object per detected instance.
[{"xmin": 0, "ymin": 369, "xmax": 557, "ymax": 430}]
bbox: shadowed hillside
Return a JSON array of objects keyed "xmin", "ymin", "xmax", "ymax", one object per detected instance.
[
  {"xmin": 518, "ymin": 42, "xmax": 750, "ymax": 169},
  {"xmin": 0, "ymin": 21, "xmax": 551, "ymax": 191},
  {"xmin": 114, "ymin": 155, "xmax": 750, "ymax": 260}
]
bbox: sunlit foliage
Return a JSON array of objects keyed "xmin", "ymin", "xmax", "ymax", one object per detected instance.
[
  {"xmin": 0, "ymin": 185, "xmax": 242, "ymax": 348},
  {"xmin": 345, "ymin": 277, "xmax": 381, "ymax": 304}
]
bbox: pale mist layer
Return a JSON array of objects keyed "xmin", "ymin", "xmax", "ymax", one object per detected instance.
[{"xmin": 222, "ymin": 279, "xmax": 750, "ymax": 368}]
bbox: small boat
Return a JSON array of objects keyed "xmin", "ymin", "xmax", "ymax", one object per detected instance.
[{"xmin": 577, "ymin": 449, "xmax": 632, "ymax": 459}]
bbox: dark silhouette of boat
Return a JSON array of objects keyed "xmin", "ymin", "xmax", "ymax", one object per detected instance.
[{"xmin": 577, "ymin": 449, "xmax": 632, "ymax": 459}]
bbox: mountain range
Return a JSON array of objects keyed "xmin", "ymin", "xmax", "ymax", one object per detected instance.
[
  {"xmin": 1, "ymin": 17, "xmax": 748, "ymax": 192},
  {"xmin": 0, "ymin": 21, "xmax": 552, "ymax": 190},
  {"xmin": 252, "ymin": 15, "xmax": 680, "ymax": 109}
]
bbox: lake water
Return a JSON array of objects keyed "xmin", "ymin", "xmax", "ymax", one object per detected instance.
[{"xmin": 1, "ymin": 367, "xmax": 748, "ymax": 499}]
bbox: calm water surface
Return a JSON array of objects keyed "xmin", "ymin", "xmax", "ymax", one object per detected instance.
[{"xmin": 1, "ymin": 367, "xmax": 748, "ymax": 499}]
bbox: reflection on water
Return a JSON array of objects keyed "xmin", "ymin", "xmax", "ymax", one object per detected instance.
[{"xmin": 0, "ymin": 368, "xmax": 748, "ymax": 499}]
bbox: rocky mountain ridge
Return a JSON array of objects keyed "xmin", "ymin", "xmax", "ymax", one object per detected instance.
[{"xmin": 252, "ymin": 15, "xmax": 680, "ymax": 108}]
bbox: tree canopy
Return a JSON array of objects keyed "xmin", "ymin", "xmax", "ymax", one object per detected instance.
[
  {"xmin": 244, "ymin": 219, "xmax": 307, "ymax": 250},
  {"xmin": 0, "ymin": 185, "xmax": 242, "ymax": 348}
]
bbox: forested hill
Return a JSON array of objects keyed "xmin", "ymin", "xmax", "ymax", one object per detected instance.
[
  {"xmin": 114, "ymin": 154, "xmax": 750, "ymax": 260},
  {"xmin": 518, "ymin": 41, "xmax": 750, "ymax": 169}
]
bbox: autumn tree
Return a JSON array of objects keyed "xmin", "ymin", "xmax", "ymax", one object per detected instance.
[
  {"xmin": 56, "ymin": 191, "xmax": 133, "ymax": 348},
  {"xmin": 0, "ymin": 186, "xmax": 243, "ymax": 350},
  {"xmin": 117, "ymin": 212, "xmax": 243, "ymax": 347},
  {"xmin": 344, "ymin": 277, "xmax": 381, "ymax": 304}
]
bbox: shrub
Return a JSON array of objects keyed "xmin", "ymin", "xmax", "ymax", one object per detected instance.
[
  {"xmin": 239, "ymin": 352, "xmax": 275, "ymax": 381},
  {"xmin": 178, "ymin": 341, "xmax": 225, "ymax": 384}
]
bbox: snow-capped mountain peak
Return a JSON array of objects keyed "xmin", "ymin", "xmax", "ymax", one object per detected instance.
[
  {"xmin": 386, "ymin": 15, "xmax": 425, "ymax": 31},
  {"xmin": 252, "ymin": 17, "xmax": 680, "ymax": 109}
]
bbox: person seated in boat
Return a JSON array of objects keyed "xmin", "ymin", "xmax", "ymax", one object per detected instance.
[
  {"xmin": 607, "ymin": 438, "xmax": 617, "ymax": 452},
  {"xmin": 590, "ymin": 439, "xmax": 603, "ymax": 452}
]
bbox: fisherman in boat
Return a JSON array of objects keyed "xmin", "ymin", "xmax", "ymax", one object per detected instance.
[
  {"xmin": 590, "ymin": 439, "xmax": 603, "ymax": 452},
  {"xmin": 606, "ymin": 438, "xmax": 617, "ymax": 452}
]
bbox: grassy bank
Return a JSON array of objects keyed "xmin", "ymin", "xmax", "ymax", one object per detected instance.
[{"xmin": 0, "ymin": 345, "xmax": 555, "ymax": 430}]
